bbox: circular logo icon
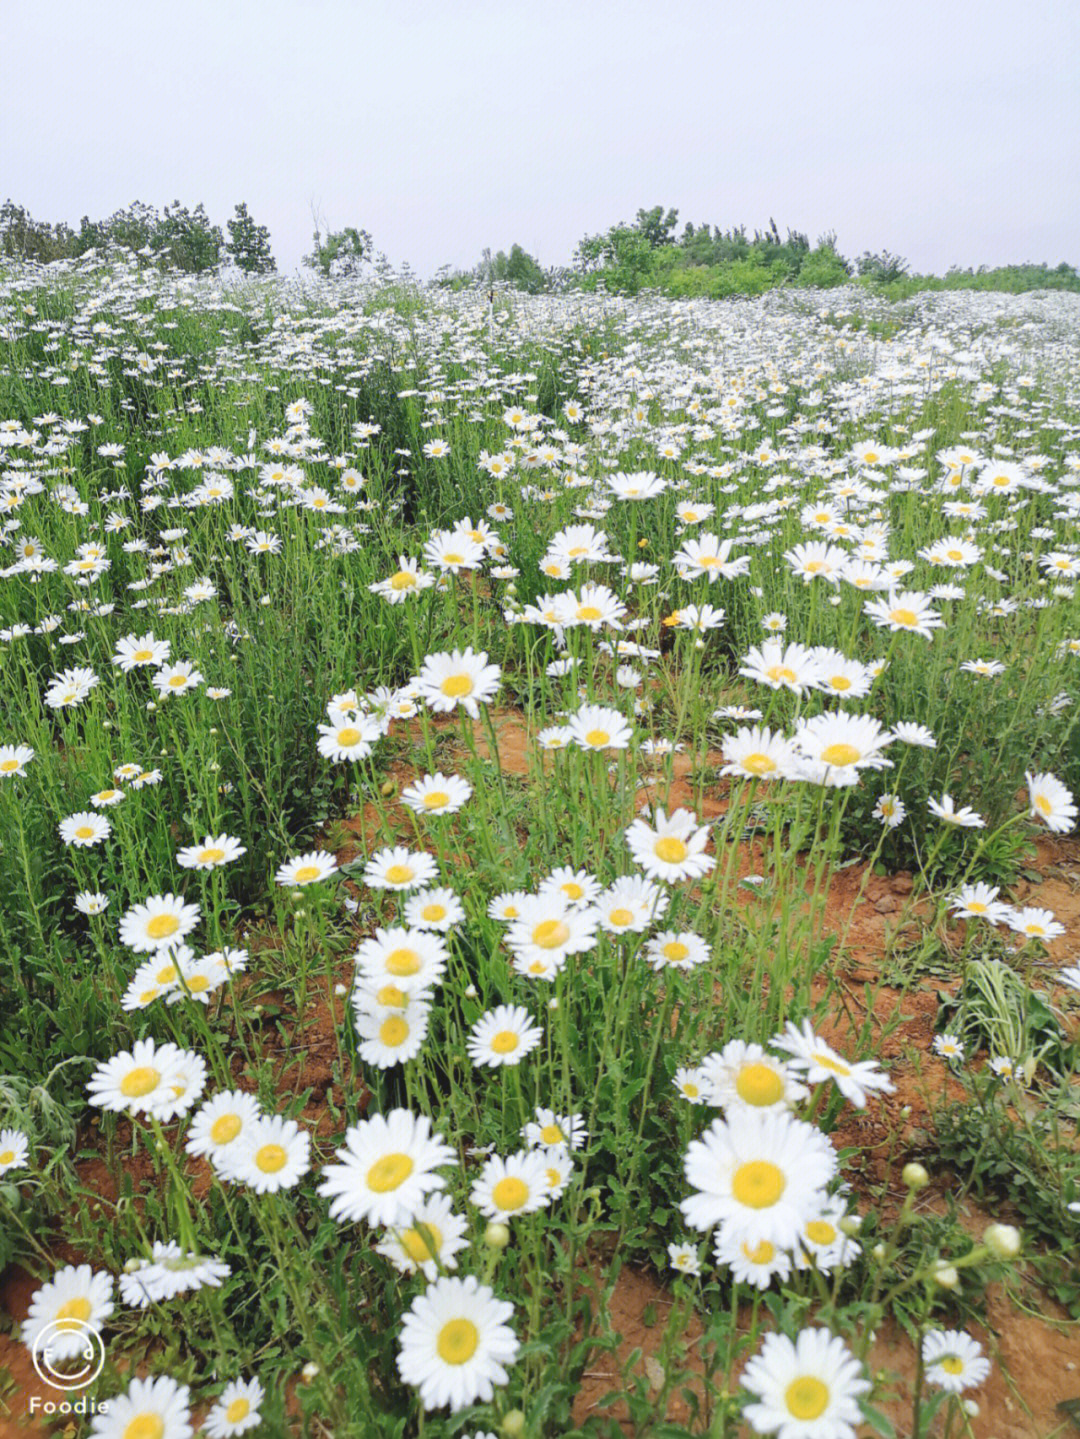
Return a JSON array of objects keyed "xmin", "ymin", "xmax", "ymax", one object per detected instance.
[{"xmin": 31, "ymin": 1319, "xmax": 106, "ymax": 1391}]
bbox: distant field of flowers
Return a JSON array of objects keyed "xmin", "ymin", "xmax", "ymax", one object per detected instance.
[{"xmin": 1, "ymin": 256, "xmax": 1078, "ymax": 1438}]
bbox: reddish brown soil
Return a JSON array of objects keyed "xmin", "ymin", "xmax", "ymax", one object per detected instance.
[{"xmin": 573, "ymin": 1251, "xmax": 1080, "ymax": 1437}]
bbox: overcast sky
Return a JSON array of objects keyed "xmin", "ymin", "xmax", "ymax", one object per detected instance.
[{"xmin": 5, "ymin": 0, "xmax": 1079, "ymax": 278}]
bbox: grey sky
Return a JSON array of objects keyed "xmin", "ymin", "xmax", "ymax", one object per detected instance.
[{"xmin": 6, "ymin": 0, "xmax": 1079, "ymax": 278}]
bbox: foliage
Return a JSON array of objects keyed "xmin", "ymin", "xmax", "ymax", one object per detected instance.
[
  {"xmin": 306, "ymin": 223, "xmax": 372, "ymax": 278},
  {"xmin": 226, "ymin": 202, "xmax": 276, "ymax": 274}
]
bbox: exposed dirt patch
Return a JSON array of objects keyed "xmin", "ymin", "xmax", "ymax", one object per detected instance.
[{"xmin": 571, "ymin": 1250, "xmax": 1080, "ymax": 1437}]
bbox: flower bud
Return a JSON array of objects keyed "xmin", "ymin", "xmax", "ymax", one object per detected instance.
[
  {"xmin": 932, "ymin": 1263, "xmax": 959, "ymax": 1289},
  {"xmin": 484, "ymin": 1222, "xmax": 511, "ymax": 1250},
  {"xmin": 380, "ymin": 779, "xmax": 395, "ymax": 797},
  {"xmin": 902, "ymin": 1162, "xmax": 929, "ymax": 1190},
  {"xmin": 839, "ymin": 1216, "xmax": 862, "ymax": 1237},
  {"xmin": 301, "ymin": 1362, "xmax": 320, "ymax": 1381},
  {"xmin": 872, "ymin": 1243, "xmax": 887, "ymax": 1262},
  {"xmin": 983, "ymin": 1222, "xmax": 1021, "ymax": 1260},
  {"xmin": 501, "ymin": 1412, "xmax": 526, "ymax": 1439}
]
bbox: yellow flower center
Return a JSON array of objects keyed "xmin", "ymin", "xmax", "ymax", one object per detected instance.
[
  {"xmin": 682, "ymin": 1081, "xmax": 700, "ymax": 1098},
  {"xmin": 168, "ymin": 674, "xmax": 187, "ymax": 688},
  {"xmin": 390, "ymin": 570, "xmax": 417, "ymax": 590},
  {"xmin": 0, "ymin": 1149, "xmax": 14, "ymax": 1164},
  {"xmin": 400, "ymin": 1223, "xmax": 443, "ymax": 1263},
  {"xmin": 367, "ymin": 1152, "xmax": 414, "ymax": 1192},
  {"xmin": 742, "ymin": 752, "xmax": 777, "ymax": 775},
  {"xmin": 785, "ymin": 1377, "xmax": 829, "ymax": 1420},
  {"xmin": 0, "ymin": 759, "xmax": 18, "ymax": 772},
  {"xmin": 421, "ymin": 903, "xmax": 446, "ymax": 922},
  {"xmin": 947, "ymin": 549, "xmax": 963, "ymax": 561},
  {"xmin": 379, "ymin": 1016, "xmax": 409, "ymax": 1047},
  {"xmin": 734, "ymin": 1064, "xmax": 785, "ymax": 1107},
  {"xmin": 120, "ymin": 1066, "xmax": 160, "ymax": 1098},
  {"xmin": 540, "ymin": 1123, "xmax": 565, "ymax": 1145},
  {"xmin": 491, "ymin": 1030, "xmax": 520, "ymax": 1054},
  {"xmin": 75, "ymin": 825, "xmax": 95, "ymax": 839},
  {"xmin": 584, "ymin": 728, "xmax": 610, "ymax": 747},
  {"xmin": 423, "ymin": 791, "xmax": 449, "ymax": 809},
  {"xmin": 821, "ymin": 743, "xmax": 861, "ymax": 767},
  {"xmin": 198, "ymin": 847, "xmax": 226, "ymax": 864},
  {"xmin": 386, "ymin": 948, "xmax": 421, "ymax": 976},
  {"xmin": 742, "ymin": 1239, "xmax": 776, "ymax": 1264},
  {"xmin": 731, "ymin": 1159, "xmax": 786, "ymax": 1209},
  {"xmin": 122, "ymin": 1415, "xmax": 165, "ymax": 1439},
  {"xmin": 255, "ymin": 1143, "xmax": 288, "ymax": 1174},
  {"xmin": 133, "ymin": 649, "xmax": 153, "ymax": 662},
  {"xmin": 532, "ymin": 919, "xmax": 570, "ymax": 949},
  {"xmin": 828, "ymin": 675, "xmax": 851, "ymax": 691},
  {"xmin": 940, "ymin": 1355, "xmax": 965, "ymax": 1375},
  {"xmin": 225, "ymin": 1399, "xmax": 251, "ymax": 1424},
  {"xmin": 186, "ymin": 975, "xmax": 210, "ymax": 993},
  {"xmin": 608, "ymin": 907, "xmax": 634, "ymax": 928},
  {"xmin": 210, "ymin": 1114, "xmax": 242, "ymax": 1145},
  {"xmin": 561, "ymin": 881, "xmax": 584, "ymax": 901},
  {"xmin": 492, "ymin": 1176, "xmax": 529, "ymax": 1210},
  {"xmin": 336, "ymin": 727, "xmax": 361, "ymax": 747},
  {"xmin": 890, "ymin": 607, "xmax": 918, "ymax": 627},
  {"xmin": 55, "ymin": 1297, "xmax": 92, "ymax": 1330},
  {"xmin": 662, "ymin": 941, "xmax": 690, "ymax": 963},
  {"xmin": 806, "ymin": 1220, "xmax": 837, "ymax": 1245},
  {"xmin": 293, "ymin": 865, "xmax": 322, "ymax": 884},
  {"xmin": 577, "ymin": 605, "xmax": 602, "ymax": 621},
  {"xmin": 384, "ymin": 864, "xmax": 414, "ymax": 885},
  {"xmin": 436, "ymin": 1318, "xmax": 479, "ymax": 1365},
  {"xmin": 1035, "ymin": 794, "xmax": 1052, "ymax": 814},
  {"xmin": 375, "ymin": 983, "xmax": 407, "ymax": 1007},
  {"xmin": 654, "ymin": 836, "xmax": 689, "ymax": 865},
  {"xmin": 766, "ymin": 665, "xmax": 797, "ymax": 684},
  {"xmin": 440, "ymin": 673, "xmax": 474, "ymax": 697}
]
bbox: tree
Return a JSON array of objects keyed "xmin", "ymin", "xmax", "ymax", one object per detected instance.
[
  {"xmin": 306, "ymin": 211, "xmax": 372, "ymax": 278},
  {"xmin": 227, "ymin": 203, "xmax": 276, "ymax": 273},
  {"xmin": 139, "ymin": 202, "xmax": 225, "ymax": 274},
  {"xmin": 0, "ymin": 201, "xmax": 76, "ymax": 262},
  {"xmin": 634, "ymin": 205, "xmax": 679, "ymax": 248},
  {"xmin": 480, "ymin": 243, "xmax": 547, "ymax": 293},
  {"xmin": 857, "ymin": 250, "xmax": 909, "ymax": 284}
]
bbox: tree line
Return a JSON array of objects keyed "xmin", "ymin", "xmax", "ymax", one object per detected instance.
[{"xmin": 4, "ymin": 196, "xmax": 1077, "ymax": 299}]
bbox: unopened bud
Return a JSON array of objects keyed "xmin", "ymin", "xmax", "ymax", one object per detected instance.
[
  {"xmin": 902, "ymin": 1162, "xmax": 929, "ymax": 1190},
  {"xmin": 484, "ymin": 1222, "xmax": 511, "ymax": 1250},
  {"xmin": 932, "ymin": 1263, "xmax": 959, "ymax": 1289},
  {"xmin": 983, "ymin": 1223, "xmax": 1021, "ymax": 1260},
  {"xmin": 380, "ymin": 779, "xmax": 395, "ymax": 796},
  {"xmin": 501, "ymin": 1412, "xmax": 526, "ymax": 1439},
  {"xmin": 301, "ymin": 1362, "xmax": 320, "ymax": 1381},
  {"xmin": 839, "ymin": 1216, "xmax": 862, "ymax": 1237}
]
